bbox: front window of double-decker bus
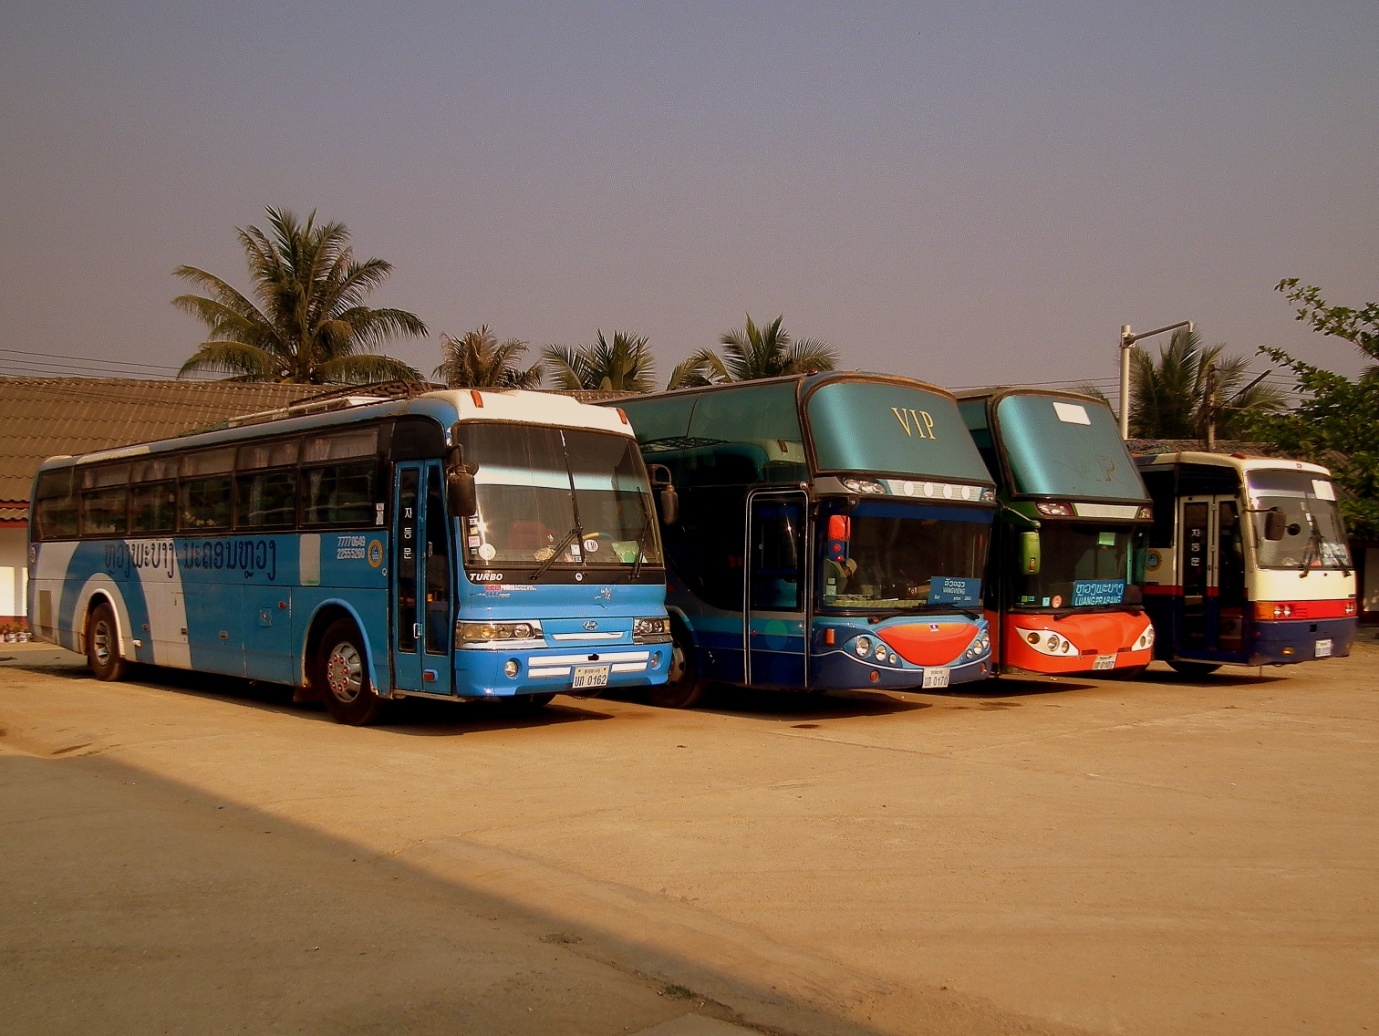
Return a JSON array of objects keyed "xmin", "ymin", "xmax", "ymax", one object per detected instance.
[
  {"xmin": 816, "ymin": 500, "xmax": 990, "ymax": 613},
  {"xmin": 1247, "ymin": 469, "xmax": 1351, "ymax": 571},
  {"xmin": 457, "ymin": 424, "xmax": 662, "ymax": 576},
  {"xmin": 1011, "ymin": 523, "xmax": 1143, "ymax": 610}
]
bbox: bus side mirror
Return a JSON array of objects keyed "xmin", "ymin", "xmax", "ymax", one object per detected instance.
[
  {"xmin": 1019, "ymin": 530, "xmax": 1041, "ymax": 575},
  {"xmin": 446, "ymin": 470, "xmax": 477, "ymax": 518},
  {"xmin": 648, "ymin": 463, "xmax": 679, "ymax": 526},
  {"xmin": 445, "ymin": 444, "xmax": 478, "ymax": 517},
  {"xmin": 1263, "ymin": 508, "xmax": 1286, "ymax": 541}
]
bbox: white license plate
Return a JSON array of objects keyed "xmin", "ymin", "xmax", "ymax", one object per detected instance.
[
  {"xmin": 922, "ymin": 667, "xmax": 950, "ymax": 689},
  {"xmin": 1315, "ymin": 638, "xmax": 1333, "ymax": 658},
  {"xmin": 572, "ymin": 664, "xmax": 610, "ymax": 689},
  {"xmin": 1093, "ymin": 654, "xmax": 1116, "ymax": 671}
]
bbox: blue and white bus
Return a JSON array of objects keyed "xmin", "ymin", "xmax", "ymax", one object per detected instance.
[
  {"xmin": 610, "ymin": 372, "xmax": 998, "ymax": 707},
  {"xmin": 28, "ymin": 386, "xmax": 673, "ymax": 723}
]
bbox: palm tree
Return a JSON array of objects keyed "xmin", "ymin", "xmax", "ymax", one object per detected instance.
[
  {"xmin": 542, "ymin": 331, "xmax": 656, "ymax": 392},
  {"xmin": 1129, "ymin": 328, "xmax": 1287, "ymax": 439},
  {"xmin": 434, "ymin": 326, "xmax": 543, "ymax": 388},
  {"xmin": 667, "ymin": 314, "xmax": 837, "ymax": 388},
  {"xmin": 174, "ymin": 207, "xmax": 426, "ymax": 384}
]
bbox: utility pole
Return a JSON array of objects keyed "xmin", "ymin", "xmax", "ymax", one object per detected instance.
[
  {"xmin": 1204, "ymin": 362, "xmax": 1217, "ymax": 451},
  {"xmin": 1119, "ymin": 319, "xmax": 1194, "ymax": 439}
]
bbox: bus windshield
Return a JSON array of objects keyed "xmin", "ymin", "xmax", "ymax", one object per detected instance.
[
  {"xmin": 817, "ymin": 501, "xmax": 989, "ymax": 614},
  {"xmin": 1247, "ymin": 470, "xmax": 1351, "ymax": 571},
  {"xmin": 459, "ymin": 424, "xmax": 662, "ymax": 571},
  {"xmin": 1012, "ymin": 524, "xmax": 1140, "ymax": 610}
]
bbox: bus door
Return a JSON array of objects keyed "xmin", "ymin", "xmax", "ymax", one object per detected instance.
[
  {"xmin": 392, "ymin": 461, "xmax": 456, "ymax": 694},
  {"xmin": 1178, "ymin": 496, "xmax": 1247, "ymax": 654},
  {"xmin": 744, "ymin": 489, "xmax": 809, "ymax": 688}
]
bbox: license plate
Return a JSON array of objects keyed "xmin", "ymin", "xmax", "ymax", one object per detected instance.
[
  {"xmin": 1093, "ymin": 654, "xmax": 1116, "ymax": 671},
  {"xmin": 922, "ymin": 667, "xmax": 950, "ymax": 689},
  {"xmin": 1315, "ymin": 638, "xmax": 1332, "ymax": 658},
  {"xmin": 572, "ymin": 664, "xmax": 610, "ymax": 689}
]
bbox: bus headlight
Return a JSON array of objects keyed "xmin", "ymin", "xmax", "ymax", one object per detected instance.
[
  {"xmin": 633, "ymin": 617, "xmax": 672, "ymax": 643},
  {"xmin": 504, "ymin": 659, "xmax": 520, "ymax": 678},
  {"xmin": 841, "ymin": 477, "xmax": 886, "ymax": 495},
  {"xmin": 1133, "ymin": 624, "xmax": 1155, "ymax": 651},
  {"xmin": 965, "ymin": 629, "xmax": 991, "ymax": 659},
  {"xmin": 854, "ymin": 636, "xmax": 873, "ymax": 657},
  {"xmin": 459, "ymin": 619, "xmax": 544, "ymax": 645},
  {"xmin": 1018, "ymin": 627, "xmax": 1081, "ymax": 657}
]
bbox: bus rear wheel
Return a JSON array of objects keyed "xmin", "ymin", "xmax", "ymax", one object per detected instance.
[
  {"xmin": 317, "ymin": 619, "xmax": 384, "ymax": 726},
  {"xmin": 85, "ymin": 602, "xmax": 128, "ymax": 682},
  {"xmin": 649, "ymin": 623, "xmax": 704, "ymax": 709},
  {"xmin": 1168, "ymin": 660, "xmax": 1221, "ymax": 678},
  {"xmin": 501, "ymin": 693, "xmax": 556, "ymax": 712}
]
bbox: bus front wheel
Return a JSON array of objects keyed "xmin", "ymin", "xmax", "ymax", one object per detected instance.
[
  {"xmin": 317, "ymin": 620, "xmax": 384, "ymax": 726},
  {"xmin": 85, "ymin": 602, "xmax": 128, "ymax": 682},
  {"xmin": 649, "ymin": 623, "xmax": 704, "ymax": 709}
]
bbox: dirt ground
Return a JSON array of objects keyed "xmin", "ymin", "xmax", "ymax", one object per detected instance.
[{"xmin": 1, "ymin": 637, "xmax": 1376, "ymax": 1036}]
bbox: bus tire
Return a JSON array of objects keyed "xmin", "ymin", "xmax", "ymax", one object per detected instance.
[
  {"xmin": 649, "ymin": 622, "xmax": 704, "ymax": 709},
  {"xmin": 85, "ymin": 602, "xmax": 128, "ymax": 682},
  {"xmin": 1107, "ymin": 664, "xmax": 1147, "ymax": 680},
  {"xmin": 1168, "ymin": 660, "xmax": 1221, "ymax": 678},
  {"xmin": 317, "ymin": 619, "xmax": 384, "ymax": 726},
  {"xmin": 502, "ymin": 693, "xmax": 556, "ymax": 711}
]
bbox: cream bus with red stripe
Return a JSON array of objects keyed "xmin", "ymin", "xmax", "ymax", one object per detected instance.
[{"xmin": 1135, "ymin": 452, "xmax": 1357, "ymax": 675}]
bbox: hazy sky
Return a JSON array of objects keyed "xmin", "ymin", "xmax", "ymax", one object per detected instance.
[{"xmin": 2, "ymin": 1, "xmax": 1375, "ymax": 400}]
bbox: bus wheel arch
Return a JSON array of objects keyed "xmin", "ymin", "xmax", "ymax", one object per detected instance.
[
  {"xmin": 84, "ymin": 597, "xmax": 129, "ymax": 682},
  {"xmin": 649, "ymin": 615, "xmax": 704, "ymax": 709},
  {"xmin": 313, "ymin": 615, "xmax": 385, "ymax": 726}
]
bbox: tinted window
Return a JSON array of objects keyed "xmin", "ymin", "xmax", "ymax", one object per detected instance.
[
  {"xmin": 130, "ymin": 483, "xmax": 178, "ymax": 534},
  {"xmin": 302, "ymin": 461, "xmax": 377, "ymax": 526},
  {"xmin": 181, "ymin": 476, "xmax": 232, "ymax": 530},
  {"xmin": 82, "ymin": 486, "xmax": 128, "ymax": 536},
  {"xmin": 235, "ymin": 469, "xmax": 299, "ymax": 529}
]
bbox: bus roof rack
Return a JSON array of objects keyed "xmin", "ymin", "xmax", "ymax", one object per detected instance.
[{"xmin": 208, "ymin": 380, "xmax": 441, "ymax": 432}]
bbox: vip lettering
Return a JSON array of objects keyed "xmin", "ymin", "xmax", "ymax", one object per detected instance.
[{"xmin": 891, "ymin": 407, "xmax": 937, "ymax": 439}]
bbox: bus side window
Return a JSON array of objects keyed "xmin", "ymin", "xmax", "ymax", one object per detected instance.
[
  {"xmin": 181, "ymin": 476, "xmax": 232, "ymax": 530},
  {"xmin": 130, "ymin": 482, "xmax": 178, "ymax": 534},
  {"xmin": 34, "ymin": 469, "xmax": 78, "ymax": 541}
]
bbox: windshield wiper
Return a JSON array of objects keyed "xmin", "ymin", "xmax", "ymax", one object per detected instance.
[
  {"xmin": 1299, "ymin": 513, "xmax": 1324, "ymax": 577},
  {"xmin": 628, "ymin": 514, "xmax": 653, "ymax": 582},
  {"xmin": 530, "ymin": 525, "xmax": 582, "ymax": 581}
]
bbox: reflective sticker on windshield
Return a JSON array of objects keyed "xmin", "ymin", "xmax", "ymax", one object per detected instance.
[
  {"xmin": 1312, "ymin": 479, "xmax": 1336, "ymax": 501},
  {"xmin": 1052, "ymin": 401, "xmax": 1091, "ymax": 425}
]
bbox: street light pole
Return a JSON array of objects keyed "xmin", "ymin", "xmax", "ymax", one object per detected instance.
[{"xmin": 1118, "ymin": 319, "xmax": 1193, "ymax": 439}]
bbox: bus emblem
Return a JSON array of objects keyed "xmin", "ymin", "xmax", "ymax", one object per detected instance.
[{"xmin": 584, "ymin": 620, "xmax": 599, "ymax": 631}]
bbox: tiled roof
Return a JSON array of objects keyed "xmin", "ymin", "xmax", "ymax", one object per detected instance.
[
  {"xmin": 0, "ymin": 378, "xmax": 325, "ymax": 517},
  {"xmin": 1126, "ymin": 439, "xmax": 1281, "ymax": 456}
]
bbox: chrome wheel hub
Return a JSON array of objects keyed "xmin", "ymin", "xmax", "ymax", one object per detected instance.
[{"xmin": 325, "ymin": 642, "xmax": 363, "ymax": 702}]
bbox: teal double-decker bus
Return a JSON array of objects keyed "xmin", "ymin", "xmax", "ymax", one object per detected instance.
[
  {"xmin": 610, "ymin": 372, "xmax": 998, "ymax": 707},
  {"xmin": 957, "ymin": 388, "xmax": 1155, "ymax": 676}
]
